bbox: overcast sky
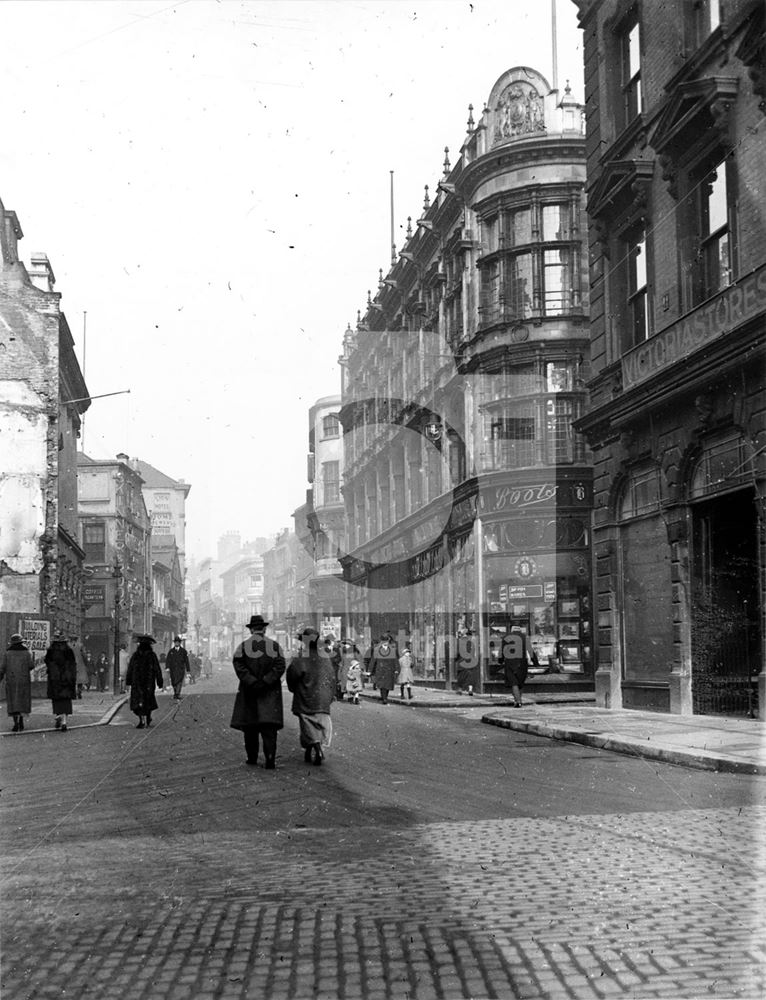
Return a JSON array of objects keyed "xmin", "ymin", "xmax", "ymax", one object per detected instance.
[{"xmin": 0, "ymin": 0, "xmax": 583, "ymax": 561}]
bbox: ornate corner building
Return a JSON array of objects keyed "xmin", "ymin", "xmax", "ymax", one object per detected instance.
[
  {"xmin": 574, "ymin": 0, "xmax": 765, "ymax": 714},
  {"xmin": 339, "ymin": 66, "xmax": 593, "ymax": 688}
]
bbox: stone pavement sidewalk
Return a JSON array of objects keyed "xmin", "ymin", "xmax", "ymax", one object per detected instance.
[
  {"xmin": 483, "ymin": 703, "xmax": 766, "ymax": 775},
  {"xmin": 356, "ymin": 685, "xmax": 766, "ymax": 775},
  {"xmin": 357, "ymin": 684, "xmax": 593, "ymax": 709},
  {"xmin": 0, "ymin": 688, "xmax": 127, "ymax": 735}
]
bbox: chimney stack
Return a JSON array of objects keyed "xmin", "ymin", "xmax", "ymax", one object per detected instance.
[{"xmin": 28, "ymin": 252, "xmax": 56, "ymax": 293}]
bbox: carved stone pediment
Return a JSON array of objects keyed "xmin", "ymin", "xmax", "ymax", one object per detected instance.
[
  {"xmin": 493, "ymin": 81, "xmax": 545, "ymax": 144},
  {"xmin": 649, "ymin": 77, "xmax": 739, "ymax": 161},
  {"xmin": 587, "ymin": 159, "xmax": 654, "ymax": 222}
]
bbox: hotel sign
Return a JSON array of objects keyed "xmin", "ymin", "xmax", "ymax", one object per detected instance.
[{"xmin": 622, "ymin": 263, "xmax": 766, "ymax": 390}]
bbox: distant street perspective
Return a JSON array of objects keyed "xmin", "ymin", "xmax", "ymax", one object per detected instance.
[{"xmin": 1, "ymin": 670, "xmax": 764, "ymax": 1000}]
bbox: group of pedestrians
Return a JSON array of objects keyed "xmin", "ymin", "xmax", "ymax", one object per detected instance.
[
  {"xmin": 0, "ymin": 629, "xmax": 207, "ymax": 733},
  {"xmin": 3, "ymin": 616, "xmax": 538, "ymax": 744}
]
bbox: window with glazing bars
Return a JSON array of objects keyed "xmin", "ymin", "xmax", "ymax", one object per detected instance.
[{"xmin": 490, "ymin": 405, "xmax": 536, "ymax": 468}]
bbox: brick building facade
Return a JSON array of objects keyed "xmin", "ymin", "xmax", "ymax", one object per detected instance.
[
  {"xmin": 574, "ymin": 0, "xmax": 765, "ymax": 714},
  {"xmin": 0, "ymin": 197, "xmax": 90, "ymax": 655}
]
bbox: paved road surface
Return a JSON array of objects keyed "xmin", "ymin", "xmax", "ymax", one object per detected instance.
[{"xmin": 1, "ymin": 671, "xmax": 764, "ymax": 999}]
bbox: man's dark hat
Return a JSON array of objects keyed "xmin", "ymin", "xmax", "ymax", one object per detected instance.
[
  {"xmin": 137, "ymin": 634, "xmax": 157, "ymax": 644},
  {"xmin": 247, "ymin": 614, "xmax": 269, "ymax": 629},
  {"xmin": 173, "ymin": 635, "xmax": 183, "ymax": 642},
  {"xmin": 297, "ymin": 626, "xmax": 319, "ymax": 640}
]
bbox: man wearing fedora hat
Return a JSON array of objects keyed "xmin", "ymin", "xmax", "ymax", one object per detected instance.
[
  {"xmin": 230, "ymin": 614, "xmax": 285, "ymax": 769},
  {"xmin": 166, "ymin": 635, "xmax": 189, "ymax": 700}
]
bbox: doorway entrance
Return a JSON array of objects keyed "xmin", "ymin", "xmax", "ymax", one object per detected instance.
[{"xmin": 691, "ymin": 488, "xmax": 760, "ymax": 716}]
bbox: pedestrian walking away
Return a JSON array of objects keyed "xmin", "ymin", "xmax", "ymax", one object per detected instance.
[
  {"xmin": 500, "ymin": 629, "xmax": 539, "ymax": 707},
  {"xmin": 286, "ymin": 627, "xmax": 336, "ymax": 765},
  {"xmin": 0, "ymin": 633, "xmax": 35, "ymax": 732},
  {"xmin": 229, "ymin": 614, "xmax": 285, "ymax": 769},
  {"xmin": 95, "ymin": 651, "xmax": 109, "ymax": 692},
  {"xmin": 125, "ymin": 635, "xmax": 163, "ymax": 728},
  {"xmin": 70, "ymin": 635, "xmax": 88, "ymax": 700},
  {"xmin": 166, "ymin": 636, "xmax": 189, "ymax": 699},
  {"xmin": 44, "ymin": 633, "xmax": 77, "ymax": 731},
  {"xmin": 396, "ymin": 644, "xmax": 415, "ymax": 700},
  {"xmin": 366, "ymin": 633, "xmax": 399, "ymax": 704}
]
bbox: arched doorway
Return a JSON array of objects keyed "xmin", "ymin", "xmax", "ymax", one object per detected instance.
[{"xmin": 690, "ymin": 433, "xmax": 761, "ymax": 716}]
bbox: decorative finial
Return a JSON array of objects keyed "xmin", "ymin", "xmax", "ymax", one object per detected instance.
[
  {"xmin": 443, "ymin": 146, "xmax": 451, "ymax": 176},
  {"xmin": 378, "ymin": 268, "xmax": 384, "ymax": 286},
  {"xmin": 423, "ymin": 184, "xmax": 430, "ymax": 211},
  {"xmin": 483, "ymin": 102, "xmax": 490, "ymax": 116},
  {"xmin": 356, "ymin": 309, "xmax": 362, "ymax": 328},
  {"xmin": 467, "ymin": 103, "xmax": 475, "ymax": 132},
  {"xmin": 367, "ymin": 290, "xmax": 372, "ymax": 306},
  {"xmin": 406, "ymin": 216, "xmax": 413, "ymax": 238}
]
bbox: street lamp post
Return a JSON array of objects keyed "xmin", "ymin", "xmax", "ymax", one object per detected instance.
[
  {"xmin": 195, "ymin": 619, "xmax": 201, "ymax": 656},
  {"xmin": 112, "ymin": 559, "xmax": 123, "ymax": 695}
]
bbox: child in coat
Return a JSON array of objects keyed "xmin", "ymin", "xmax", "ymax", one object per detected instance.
[
  {"xmin": 345, "ymin": 656, "xmax": 362, "ymax": 705},
  {"xmin": 396, "ymin": 646, "xmax": 414, "ymax": 700}
]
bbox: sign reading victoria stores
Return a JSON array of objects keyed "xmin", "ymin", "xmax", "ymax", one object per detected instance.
[{"xmin": 622, "ymin": 262, "xmax": 766, "ymax": 391}]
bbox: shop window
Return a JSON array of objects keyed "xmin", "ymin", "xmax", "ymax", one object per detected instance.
[
  {"xmin": 620, "ymin": 467, "xmax": 661, "ymax": 519},
  {"xmin": 620, "ymin": 13, "xmax": 642, "ymax": 126},
  {"xmin": 697, "ymin": 161, "xmax": 733, "ymax": 302},
  {"xmin": 322, "ymin": 414, "xmax": 340, "ymax": 439},
  {"xmin": 83, "ymin": 521, "xmax": 106, "ymax": 563},
  {"xmin": 409, "ymin": 458, "xmax": 423, "ymax": 508}
]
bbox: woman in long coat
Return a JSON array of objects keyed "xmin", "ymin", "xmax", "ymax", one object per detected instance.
[
  {"xmin": 0, "ymin": 633, "xmax": 35, "ymax": 732},
  {"xmin": 286, "ymin": 627, "xmax": 336, "ymax": 765},
  {"xmin": 126, "ymin": 635, "xmax": 163, "ymax": 729},
  {"xmin": 366, "ymin": 633, "xmax": 399, "ymax": 705},
  {"xmin": 45, "ymin": 634, "xmax": 77, "ymax": 732}
]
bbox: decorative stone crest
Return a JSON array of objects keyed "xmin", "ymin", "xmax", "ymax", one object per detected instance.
[{"xmin": 494, "ymin": 82, "xmax": 545, "ymax": 143}]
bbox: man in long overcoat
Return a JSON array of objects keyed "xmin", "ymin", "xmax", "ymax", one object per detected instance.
[
  {"xmin": 0, "ymin": 633, "xmax": 35, "ymax": 732},
  {"xmin": 365, "ymin": 633, "xmax": 399, "ymax": 704},
  {"xmin": 166, "ymin": 636, "xmax": 189, "ymax": 700},
  {"xmin": 230, "ymin": 614, "xmax": 285, "ymax": 769}
]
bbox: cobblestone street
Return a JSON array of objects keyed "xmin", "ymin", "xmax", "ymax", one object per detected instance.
[{"xmin": 1, "ymin": 684, "xmax": 764, "ymax": 999}]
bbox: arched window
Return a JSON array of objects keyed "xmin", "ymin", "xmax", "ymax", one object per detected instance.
[
  {"xmin": 690, "ymin": 431, "xmax": 747, "ymax": 500},
  {"xmin": 619, "ymin": 466, "xmax": 660, "ymax": 519}
]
